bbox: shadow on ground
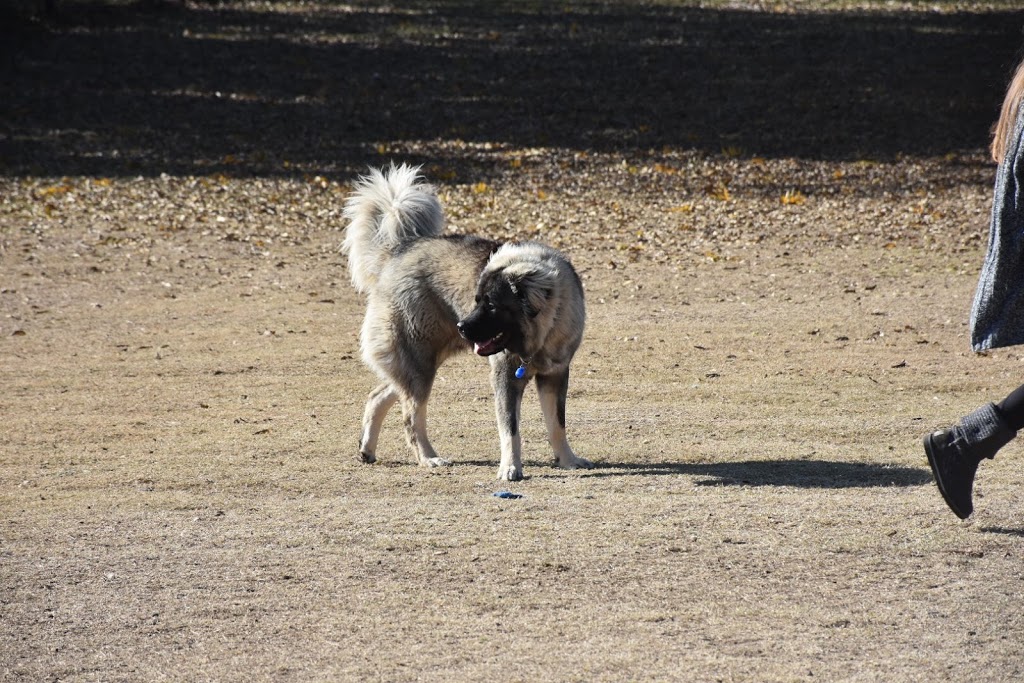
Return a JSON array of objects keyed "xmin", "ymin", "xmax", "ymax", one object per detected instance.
[
  {"xmin": 2, "ymin": 0, "xmax": 1022, "ymax": 178},
  {"xmin": 586, "ymin": 459, "xmax": 932, "ymax": 488},
  {"xmin": 979, "ymin": 526, "xmax": 1024, "ymax": 537}
]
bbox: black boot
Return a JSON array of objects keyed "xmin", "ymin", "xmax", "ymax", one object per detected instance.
[{"xmin": 923, "ymin": 403, "xmax": 1015, "ymax": 519}]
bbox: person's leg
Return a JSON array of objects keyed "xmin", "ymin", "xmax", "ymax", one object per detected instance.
[{"xmin": 923, "ymin": 386, "xmax": 1021, "ymax": 518}]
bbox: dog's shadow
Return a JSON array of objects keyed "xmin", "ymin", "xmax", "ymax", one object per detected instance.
[{"xmin": 567, "ymin": 458, "xmax": 932, "ymax": 489}]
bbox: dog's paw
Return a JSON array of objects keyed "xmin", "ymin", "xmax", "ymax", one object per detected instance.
[
  {"xmin": 358, "ymin": 438, "xmax": 376, "ymax": 464},
  {"xmin": 496, "ymin": 463, "xmax": 524, "ymax": 481},
  {"xmin": 559, "ymin": 455, "xmax": 594, "ymax": 470},
  {"xmin": 421, "ymin": 456, "xmax": 452, "ymax": 468}
]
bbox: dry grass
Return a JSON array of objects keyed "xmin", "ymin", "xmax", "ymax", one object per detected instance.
[{"xmin": 3, "ymin": 1, "xmax": 1024, "ymax": 681}]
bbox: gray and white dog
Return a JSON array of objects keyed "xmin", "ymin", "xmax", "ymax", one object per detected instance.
[{"xmin": 342, "ymin": 164, "xmax": 593, "ymax": 481}]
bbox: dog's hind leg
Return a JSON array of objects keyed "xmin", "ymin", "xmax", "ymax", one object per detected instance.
[
  {"xmin": 536, "ymin": 369, "xmax": 593, "ymax": 471},
  {"xmin": 364, "ymin": 335, "xmax": 449, "ymax": 469},
  {"xmin": 359, "ymin": 383, "xmax": 398, "ymax": 464},
  {"xmin": 400, "ymin": 392, "xmax": 450, "ymax": 468},
  {"xmin": 387, "ymin": 351, "xmax": 450, "ymax": 468}
]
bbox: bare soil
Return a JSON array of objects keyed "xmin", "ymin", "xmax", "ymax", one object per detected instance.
[{"xmin": 3, "ymin": 1, "xmax": 1024, "ymax": 681}]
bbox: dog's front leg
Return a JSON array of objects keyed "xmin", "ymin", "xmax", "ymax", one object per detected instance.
[
  {"xmin": 491, "ymin": 356, "xmax": 527, "ymax": 481},
  {"xmin": 536, "ymin": 368, "xmax": 593, "ymax": 470}
]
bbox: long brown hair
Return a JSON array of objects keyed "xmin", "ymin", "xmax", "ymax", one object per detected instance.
[{"xmin": 992, "ymin": 56, "xmax": 1024, "ymax": 163}]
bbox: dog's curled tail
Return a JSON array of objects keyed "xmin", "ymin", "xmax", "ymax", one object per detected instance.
[{"xmin": 342, "ymin": 163, "xmax": 445, "ymax": 292}]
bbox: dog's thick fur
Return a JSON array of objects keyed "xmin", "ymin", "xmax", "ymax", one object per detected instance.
[{"xmin": 342, "ymin": 164, "xmax": 592, "ymax": 481}]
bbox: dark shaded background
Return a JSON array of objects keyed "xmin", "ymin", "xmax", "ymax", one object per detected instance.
[{"xmin": 2, "ymin": 0, "xmax": 1022, "ymax": 178}]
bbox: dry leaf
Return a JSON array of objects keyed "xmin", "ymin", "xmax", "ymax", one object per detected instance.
[
  {"xmin": 708, "ymin": 185, "xmax": 731, "ymax": 202},
  {"xmin": 781, "ymin": 190, "xmax": 806, "ymax": 205}
]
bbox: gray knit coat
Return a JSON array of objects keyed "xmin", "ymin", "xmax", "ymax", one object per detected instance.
[{"xmin": 970, "ymin": 106, "xmax": 1024, "ymax": 351}]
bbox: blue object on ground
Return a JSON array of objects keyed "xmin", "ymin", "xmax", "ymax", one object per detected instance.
[{"xmin": 492, "ymin": 491, "xmax": 524, "ymax": 499}]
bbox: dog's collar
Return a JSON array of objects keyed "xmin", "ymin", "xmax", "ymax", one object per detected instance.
[{"xmin": 515, "ymin": 355, "xmax": 532, "ymax": 379}]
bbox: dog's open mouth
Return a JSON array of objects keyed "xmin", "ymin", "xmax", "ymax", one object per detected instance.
[{"xmin": 473, "ymin": 332, "xmax": 506, "ymax": 356}]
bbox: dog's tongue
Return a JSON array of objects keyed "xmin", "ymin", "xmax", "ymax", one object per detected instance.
[{"xmin": 474, "ymin": 337, "xmax": 501, "ymax": 356}]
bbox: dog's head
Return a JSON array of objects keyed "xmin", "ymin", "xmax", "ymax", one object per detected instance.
[{"xmin": 457, "ymin": 248, "xmax": 558, "ymax": 357}]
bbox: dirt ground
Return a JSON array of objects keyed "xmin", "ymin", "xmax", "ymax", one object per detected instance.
[{"xmin": 3, "ymin": 1, "xmax": 1024, "ymax": 681}]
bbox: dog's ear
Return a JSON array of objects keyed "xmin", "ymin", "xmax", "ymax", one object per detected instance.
[{"xmin": 505, "ymin": 262, "xmax": 557, "ymax": 318}]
